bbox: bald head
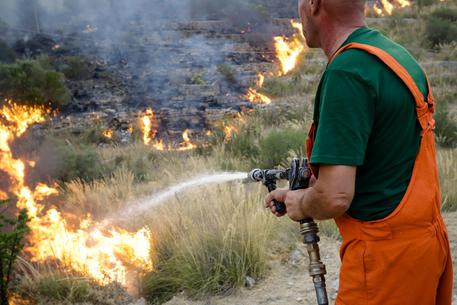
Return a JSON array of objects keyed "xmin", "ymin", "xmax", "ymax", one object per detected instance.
[
  {"xmin": 322, "ymin": 0, "xmax": 366, "ymax": 21},
  {"xmin": 298, "ymin": 0, "xmax": 366, "ymax": 52}
]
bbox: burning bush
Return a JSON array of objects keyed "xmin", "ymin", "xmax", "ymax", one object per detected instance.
[
  {"xmin": 425, "ymin": 7, "xmax": 457, "ymax": 47},
  {"xmin": 0, "ymin": 59, "xmax": 70, "ymax": 109}
]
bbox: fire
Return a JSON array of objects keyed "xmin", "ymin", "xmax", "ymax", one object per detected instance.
[
  {"xmin": 224, "ymin": 125, "xmax": 238, "ymax": 142},
  {"xmin": 0, "ymin": 102, "xmax": 153, "ymax": 286},
  {"xmin": 103, "ymin": 128, "xmax": 113, "ymax": 139},
  {"xmin": 177, "ymin": 129, "xmax": 197, "ymax": 151},
  {"xmin": 256, "ymin": 73, "xmax": 265, "ymax": 87},
  {"xmin": 141, "ymin": 108, "xmax": 156, "ymax": 145},
  {"xmin": 369, "ymin": 0, "xmax": 411, "ymax": 16},
  {"xmin": 274, "ymin": 20, "xmax": 307, "ymax": 75},
  {"xmin": 246, "ymin": 88, "xmax": 272, "ymax": 104},
  {"xmin": 141, "ymin": 109, "xmax": 198, "ymax": 151}
]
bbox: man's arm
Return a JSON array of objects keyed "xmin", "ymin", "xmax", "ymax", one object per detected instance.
[{"xmin": 265, "ymin": 165, "xmax": 355, "ymax": 221}]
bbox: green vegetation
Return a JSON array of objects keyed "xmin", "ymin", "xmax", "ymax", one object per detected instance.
[
  {"xmin": 143, "ymin": 183, "xmax": 280, "ymax": 304},
  {"xmin": 190, "ymin": 72, "xmax": 205, "ymax": 85},
  {"xmin": 217, "ymin": 63, "xmax": 237, "ymax": 84},
  {"xmin": 16, "ymin": 262, "xmax": 133, "ymax": 305},
  {"xmin": 60, "ymin": 56, "xmax": 92, "ymax": 80},
  {"xmin": 425, "ymin": 8, "xmax": 457, "ymax": 47},
  {"xmin": 0, "ymin": 40, "xmax": 16, "ymax": 63},
  {"xmin": 0, "ymin": 199, "xmax": 29, "ymax": 305},
  {"xmin": 438, "ymin": 148, "xmax": 457, "ymax": 212},
  {"xmin": 0, "ymin": 59, "xmax": 70, "ymax": 108},
  {"xmin": 435, "ymin": 105, "xmax": 457, "ymax": 148},
  {"xmin": 5, "ymin": 1, "xmax": 457, "ymax": 304}
]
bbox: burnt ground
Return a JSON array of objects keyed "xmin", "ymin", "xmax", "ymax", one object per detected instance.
[
  {"xmin": 165, "ymin": 212, "xmax": 457, "ymax": 305},
  {"xmin": 3, "ymin": 19, "xmax": 297, "ymax": 144}
]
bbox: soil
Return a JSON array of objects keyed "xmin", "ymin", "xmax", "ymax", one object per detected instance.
[{"xmin": 165, "ymin": 212, "xmax": 457, "ymax": 305}]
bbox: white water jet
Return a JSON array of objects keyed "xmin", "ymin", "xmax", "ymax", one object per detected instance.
[{"xmin": 118, "ymin": 172, "xmax": 247, "ymax": 219}]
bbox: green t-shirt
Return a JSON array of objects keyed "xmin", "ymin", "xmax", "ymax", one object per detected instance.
[{"xmin": 311, "ymin": 27, "xmax": 428, "ymax": 221}]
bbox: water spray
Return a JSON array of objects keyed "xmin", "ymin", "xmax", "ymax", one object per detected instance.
[{"xmin": 248, "ymin": 158, "xmax": 329, "ymax": 305}]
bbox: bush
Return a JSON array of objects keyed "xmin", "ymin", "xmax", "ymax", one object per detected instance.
[
  {"xmin": 425, "ymin": 8, "xmax": 457, "ymax": 47},
  {"xmin": 217, "ymin": 64, "xmax": 237, "ymax": 84},
  {"xmin": 142, "ymin": 183, "xmax": 287, "ymax": 304},
  {"xmin": 256, "ymin": 128, "xmax": 307, "ymax": 168},
  {"xmin": 60, "ymin": 56, "xmax": 91, "ymax": 80},
  {"xmin": 35, "ymin": 138, "xmax": 104, "ymax": 183},
  {"xmin": 16, "ymin": 264, "xmax": 134, "ymax": 305},
  {"xmin": 438, "ymin": 149, "xmax": 457, "ymax": 212},
  {"xmin": 0, "ymin": 59, "xmax": 70, "ymax": 109},
  {"xmin": 434, "ymin": 107, "xmax": 457, "ymax": 148},
  {"xmin": 0, "ymin": 40, "xmax": 16, "ymax": 63},
  {"xmin": 0, "ymin": 199, "xmax": 29, "ymax": 305}
]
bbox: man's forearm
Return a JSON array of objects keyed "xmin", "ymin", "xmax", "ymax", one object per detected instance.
[{"xmin": 296, "ymin": 184, "xmax": 352, "ymax": 220}]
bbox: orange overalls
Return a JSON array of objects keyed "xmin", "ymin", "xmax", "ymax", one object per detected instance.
[{"xmin": 306, "ymin": 43, "xmax": 454, "ymax": 305}]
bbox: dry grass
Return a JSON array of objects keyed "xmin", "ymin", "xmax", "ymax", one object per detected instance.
[
  {"xmin": 438, "ymin": 148, "xmax": 457, "ymax": 211},
  {"xmin": 15, "ymin": 258, "xmax": 133, "ymax": 305},
  {"xmin": 142, "ymin": 182, "xmax": 297, "ymax": 303}
]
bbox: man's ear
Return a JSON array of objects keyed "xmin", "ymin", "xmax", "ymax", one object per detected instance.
[{"xmin": 310, "ymin": 0, "xmax": 321, "ymax": 15}]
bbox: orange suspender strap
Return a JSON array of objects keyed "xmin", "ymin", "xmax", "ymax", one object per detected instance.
[{"xmin": 330, "ymin": 42, "xmax": 435, "ymax": 133}]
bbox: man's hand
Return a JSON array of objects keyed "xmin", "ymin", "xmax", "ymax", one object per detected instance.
[
  {"xmin": 265, "ymin": 189, "xmax": 310, "ymax": 221},
  {"xmin": 265, "ymin": 166, "xmax": 356, "ymax": 221}
]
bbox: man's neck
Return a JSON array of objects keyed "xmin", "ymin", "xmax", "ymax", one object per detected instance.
[{"xmin": 321, "ymin": 23, "xmax": 365, "ymax": 60}]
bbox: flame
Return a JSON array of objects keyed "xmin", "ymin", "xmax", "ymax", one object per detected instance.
[
  {"xmin": 246, "ymin": 88, "xmax": 272, "ymax": 104},
  {"xmin": 153, "ymin": 140, "xmax": 165, "ymax": 151},
  {"xmin": 141, "ymin": 110, "xmax": 197, "ymax": 151},
  {"xmin": 224, "ymin": 125, "xmax": 238, "ymax": 142},
  {"xmin": 103, "ymin": 128, "xmax": 113, "ymax": 139},
  {"xmin": 274, "ymin": 20, "xmax": 307, "ymax": 75},
  {"xmin": 256, "ymin": 73, "xmax": 265, "ymax": 87},
  {"xmin": 141, "ymin": 109, "xmax": 156, "ymax": 145},
  {"xmin": 177, "ymin": 129, "xmax": 197, "ymax": 151},
  {"xmin": 0, "ymin": 102, "xmax": 153, "ymax": 286},
  {"xmin": 370, "ymin": 0, "xmax": 411, "ymax": 16}
]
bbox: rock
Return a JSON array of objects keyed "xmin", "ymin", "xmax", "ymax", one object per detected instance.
[
  {"xmin": 245, "ymin": 276, "xmax": 256, "ymax": 289},
  {"xmin": 127, "ymin": 298, "xmax": 146, "ymax": 305},
  {"xmin": 331, "ymin": 279, "xmax": 339, "ymax": 292},
  {"xmin": 296, "ymin": 297, "xmax": 303, "ymax": 302},
  {"xmin": 289, "ymin": 248, "xmax": 305, "ymax": 265},
  {"xmin": 104, "ymin": 108, "xmax": 117, "ymax": 115}
]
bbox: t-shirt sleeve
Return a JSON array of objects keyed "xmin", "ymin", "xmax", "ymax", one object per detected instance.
[{"xmin": 310, "ymin": 69, "xmax": 375, "ymax": 166}]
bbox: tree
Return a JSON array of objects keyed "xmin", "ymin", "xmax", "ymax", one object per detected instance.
[{"xmin": 0, "ymin": 199, "xmax": 29, "ymax": 305}]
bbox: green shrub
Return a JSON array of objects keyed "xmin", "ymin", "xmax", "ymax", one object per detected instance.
[
  {"xmin": 217, "ymin": 64, "xmax": 237, "ymax": 84},
  {"xmin": 434, "ymin": 107, "xmax": 457, "ymax": 148},
  {"xmin": 417, "ymin": 0, "xmax": 437, "ymax": 8},
  {"xmin": 61, "ymin": 56, "xmax": 91, "ymax": 80},
  {"xmin": 256, "ymin": 128, "xmax": 307, "ymax": 168},
  {"xmin": 142, "ymin": 183, "xmax": 283, "ymax": 304},
  {"xmin": 0, "ymin": 59, "xmax": 70, "ymax": 108},
  {"xmin": 0, "ymin": 40, "xmax": 16, "ymax": 63},
  {"xmin": 0, "ymin": 199, "xmax": 29, "ymax": 305},
  {"xmin": 190, "ymin": 72, "xmax": 205, "ymax": 85},
  {"xmin": 37, "ymin": 138, "xmax": 104, "ymax": 183},
  {"xmin": 425, "ymin": 8, "xmax": 457, "ymax": 47}
]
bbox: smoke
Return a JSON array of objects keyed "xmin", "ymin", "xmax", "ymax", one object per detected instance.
[{"xmin": 0, "ymin": 0, "xmax": 295, "ymax": 140}]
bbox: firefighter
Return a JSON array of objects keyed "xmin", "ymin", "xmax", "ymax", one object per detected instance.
[{"xmin": 265, "ymin": 0, "xmax": 453, "ymax": 304}]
